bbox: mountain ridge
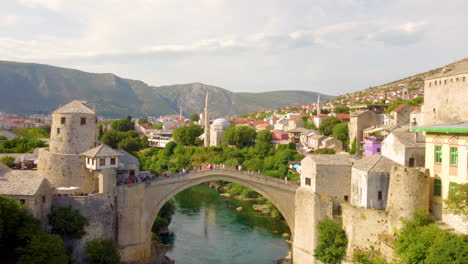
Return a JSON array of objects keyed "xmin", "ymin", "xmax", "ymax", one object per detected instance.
[{"xmin": 0, "ymin": 61, "xmax": 332, "ymax": 118}]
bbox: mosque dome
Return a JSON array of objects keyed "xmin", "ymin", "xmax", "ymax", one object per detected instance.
[{"xmin": 211, "ymin": 118, "xmax": 230, "ymax": 128}]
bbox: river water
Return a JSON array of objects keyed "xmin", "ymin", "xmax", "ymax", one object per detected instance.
[{"xmin": 164, "ymin": 184, "xmax": 290, "ymax": 264}]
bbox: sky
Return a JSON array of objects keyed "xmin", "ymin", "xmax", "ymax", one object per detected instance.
[{"xmin": 1, "ymin": 0, "xmax": 468, "ymax": 95}]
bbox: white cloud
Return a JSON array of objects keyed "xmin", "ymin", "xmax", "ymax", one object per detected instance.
[{"xmin": 17, "ymin": 0, "xmax": 66, "ymax": 11}]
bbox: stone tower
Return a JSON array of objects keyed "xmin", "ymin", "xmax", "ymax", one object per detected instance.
[
  {"xmin": 204, "ymin": 92, "xmax": 210, "ymax": 147},
  {"xmin": 317, "ymin": 95, "xmax": 321, "ymax": 115},
  {"xmin": 38, "ymin": 100, "xmax": 98, "ymax": 192}
]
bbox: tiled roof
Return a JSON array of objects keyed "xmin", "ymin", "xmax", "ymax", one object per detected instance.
[
  {"xmin": 308, "ymin": 154, "xmax": 352, "ymax": 166},
  {"xmin": 353, "ymin": 154, "xmax": 399, "ymax": 173},
  {"xmin": 53, "ymin": 100, "xmax": 95, "ymax": 115},
  {"xmin": 0, "ymin": 169, "xmax": 48, "ymax": 196},
  {"xmin": 392, "ymin": 104, "xmax": 408, "ymax": 112},
  {"xmin": 81, "ymin": 144, "xmax": 123, "ymax": 158},
  {"xmin": 391, "ymin": 132, "xmax": 425, "ymax": 148},
  {"xmin": 116, "ymin": 149, "xmax": 139, "ymax": 166}
]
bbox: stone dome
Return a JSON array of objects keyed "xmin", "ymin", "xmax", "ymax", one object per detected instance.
[{"xmin": 211, "ymin": 118, "xmax": 230, "ymax": 127}]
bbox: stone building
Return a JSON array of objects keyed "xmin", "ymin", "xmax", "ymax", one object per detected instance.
[
  {"xmin": 300, "ymin": 154, "xmax": 352, "ymax": 203},
  {"xmin": 391, "ymin": 104, "xmax": 414, "ymax": 127},
  {"xmin": 350, "ymin": 154, "xmax": 399, "ymax": 210},
  {"xmin": 413, "ymin": 121, "xmax": 468, "ymax": 233},
  {"xmin": 209, "ymin": 118, "xmax": 230, "ymax": 146},
  {"xmin": 0, "ymin": 163, "xmax": 52, "ymax": 226},
  {"xmin": 321, "ymin": 137, "xmax": 343, "ymax": 153},
  {"xmin": 381, "ymin": 131, "xmax": 425, "ymax": 167},
  {"xmin": 37, "ymin": 100, "xmax": 98, "ymax": 193},
  {"xmin": 423, "ymin": 64, "xmax": 468, "ymax": 125}
]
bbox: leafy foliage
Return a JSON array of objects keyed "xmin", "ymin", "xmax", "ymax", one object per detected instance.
[
  {"xmin": 319, "ymin": 117, "xmax": 341, "ymax": 136},
  {"xmin": 332, "ymin": 122, "xmax": 349, "ymax": 148},
  {"xmin": 394, "ymin": 209, "xmax": 468, "ymax": 264},
  {"xmin": 445, "ymin": 183, "xmax": 468, "ymax": 217},
  {"xmin": 172, "ymin": 124, "xmax": 203, "ymax": 146},
  {"xmin": 333, "ymin": 105, "xmax": 350, "ymax": 114},
  {"xmin": 111, "ymin": 116, "xmax": 134, "ymax": 132},
  {"xmin": 0, "ymin": 137, "xmax": 47, "ymax": 153},
  {"xmin": 16, "ymin": 233, "xmax": 68, "ymax": 264},
  {"xmin": 350, "ymin": 137, "xmax": 357, "ymax": 155},
  {"xmin": 48, "ymin": 207, "xmax": 89, "ymax": 239},
  {"xmin": 223, "ymin": 126, "xmax": 256, "ymax": 147},
  {"xmin": 255, "ymin": 130, "xmax": 273, "ymax": 157},
  {"xmin": 385, "ymin": 97, "xmax": 423, "ymax": 113},
  {"xmin": 190, "ymin": 113, "xmax": 200, "ymax": 122},
  {"xmin": 13, "ymin": 128, "xmax": 49, "ymax": 139},
  {"xmin": 100, "ymin": 129, "xmax": 145, "ymax": 151},
  {"xmin": 85, "ymin": 238, "xmax": 120, "ymax": 264},
  {"xmin": 0, "ymin": 155, "xmax": 15, "ymax": 167},
  {"xmin": 314, "ymin": 220, "xmax": 348, "ymax": 264}
]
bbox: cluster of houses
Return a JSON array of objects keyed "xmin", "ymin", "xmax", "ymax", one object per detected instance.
[{"xmin": 0, "ymin": 113, "xmax": 51, "ymax": 130}]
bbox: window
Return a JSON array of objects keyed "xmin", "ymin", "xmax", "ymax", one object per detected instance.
[
  {"xmin": 100, "ymin": 158, "xmax": 105, "ymax": 166},
  {"xmin": 130, "ymin": 170, "xmax": 135, "ymax": 176},
  {"xmin": 61, "ymin": 117, "xmax": 66, "ymax": 124},
  {"xmin": 444, "ymin": 79, "xmax": 447, "ymax": 84},
  {"xmin": 409, "ymin": 157, "xmax": 415, "ymax": 167},
  {"xmin": 20, "ymin": 199, "xmax": 25, "ymax": 204},
  {"xmin": 434, "ymin": 179, "xmax": 442, "ymax": 196},
  {"xmin": 57, "ymin": 128, "xmax": 60, "ymax": 135},
  {"xmin": 42, "ymin": 195, "xmax": 46, "ymax": 203},
  {"xmin": 463, "ymin": 76, "xmax": 466, "ymax": 82},
  {"xmin": 449, "ymin": 182, "xmax": 457, "ymax": 193},
  {"xmin": 378, "ymin": 191, "xmax": 382, "ymax": 201},
  {"xmin": 450, "ymin": 147, "xmax": 458, "ymax": 166},
  {"xmin": 110, "ymin": 158, "xmax": 116, "ymax": 165},
  {"xmin": 92, "ymin": 159, "xmax": 95, "ymax": 165},
  {"xmin": 429, "ymin": 82, "xmax": 432, "ymax": 87},
  {"xmin": 435, "ymin": 146, "xmax": 442, "ymax": 163},
  {"xmin": 377, "ymin": 148, "xmax": 381, "ymax": 153},
  {"xmin": 344, "ymin": 195, "xmax": 349, "ymax": 202},
  {"xmin": 80, "ymin": 117, "xmax": 86, "ymax": 125},
  {"xmin": 456, "ymin": 77, "xmax": 459, "ymax": 82},
  {"xmin": 305, "ymin": 177, "xmax": 311, "ymax": 186}
]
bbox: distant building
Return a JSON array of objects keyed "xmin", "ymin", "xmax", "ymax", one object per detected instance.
[
  {"xmin": 272, "ymin": 130, "xmax": 288, "ymax": 143},
  {"xmin": 363, "ymin": 137, "xmax": 382, "ymax": 157},
  {"xmin": 210, "ymin": 118, "xmax": 230, "ymax": 146}
]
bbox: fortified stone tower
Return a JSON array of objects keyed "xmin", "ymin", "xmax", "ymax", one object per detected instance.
[{"xmin": 38, "ymin": 100, "xmax": 98, "ymax": 192}]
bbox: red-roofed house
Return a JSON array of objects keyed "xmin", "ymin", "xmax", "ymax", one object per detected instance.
[{"xmin": 272, "ymin": 130, "xmax": 288, "ymax": 142}]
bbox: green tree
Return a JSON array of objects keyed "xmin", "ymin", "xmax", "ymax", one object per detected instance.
[
  {"xmin": 172, "ymin": 124, "xmax": 203, "ymax": 146},
  {"xmin": 153, "ymin": 124, "xmax": 163, "ymax": 129},
  {"xmin": 13, "ymin": 128, "xmax": 49, "ymax": 139},
  {"xmin": 0, "ymin": 155, "xmax": 15, "ymax": 167},
  {"xmin": 313, "ymin": 148, "xmax": 336, "ymax": 154},
  {"xmin": 111, "ymin": 116, "xmax": 134, "ymax": 132},
  {"xmin": 138, "ymin": 117, "xmax": 149, "ymax": 124},
  {"xmin": 16, "ymin": 233, "xmax": 68, "ymax": 264},
  {"xmin": 48, "ymin": 207, "xmax": 89, "ymax": 240},
  {"xmin": 350, "ymin": 137, "xmax": 357, "ymax": 155},
  {"xmin": 190, "ymin": 113, "xmax": 200, "ymax": 122},
  {"xmin": 352, "ymin": 248, "xmax": 388, "ymax": 264},
  {"xmin": 85, "ymin": 238, "xmax": 120, "ymax": 264},
  {"xmin": 319, "ymin": 117, "xmax": 341, "ymax": 136},
  {"xmin": 333, "ymin": 105, "xmax": 350, "ymax": 114},
  {"xmin": 223, "ymin": 126, "xmax": 256, "ymax": 147},
  {"xmin": 255, "ymin": 130, "xmax": 273, "ymax": 157},
  {"xmin": 117, "ymin": 137, "xmax": 142, "ymax": 152},
  {"xmin": 98, "ymin": 124, "xmax": 104, "ymax": 140},
  {"xmin": 445, "ymin": 183, "xmax": 468, "ymax": 217},
  {"xmin": 332, "ymin": 122, "xmax": 349, "ymax": 147},
  {"xmin": 314, "ymin": 220, "xmax": 348, "ymax": 264}
]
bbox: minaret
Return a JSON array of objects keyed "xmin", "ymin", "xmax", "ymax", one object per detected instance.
[
  {"xmin": 204, "ymin": 92, "xmax": 210, "ymax": 147},
  {"xmin": 317, "ymin": 95, "xmax": 321, "ymax": 115},
  {"xmin": 179, "ymin": 106, "xmax": 182, "ymax": 120}
]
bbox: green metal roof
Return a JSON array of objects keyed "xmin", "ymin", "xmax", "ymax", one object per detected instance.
[{"xmin": 412, "ymin": 120, "xmax": 468, "ymax": 133}]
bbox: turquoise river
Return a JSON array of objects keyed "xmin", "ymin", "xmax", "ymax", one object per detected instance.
[{"xmin": 163, "ymin": 184, "xmax": 291, "ymax": 264}]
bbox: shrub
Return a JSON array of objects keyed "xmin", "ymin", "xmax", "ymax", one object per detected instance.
[
  {"xmin": 312, "ymin": 148, "xmax": 336, "ymax": 154},
  {"xmin": 352, "ymin": 248, "xmax": 388, "ymax": 264},
  {"xmin": 0, "ymin": 155, "xmax": 15, "ymax": 167},
  {"xmin": 48, "ymin": 207, "xmax": 89, "ymax": 240},
  {"xmin": 85, "ymin": 238, "xmax": 120, "ymax": 264},
  {"xmin": 314, "ymin": 220, "xmax": 348, "ymax": 264},
  {"xmin": 445, "ymin": 183, "xmax": 468, "ymax": 217},
  {"xmin": 16, "ymin": 233, "xmax": 68, "ymax": 264}
]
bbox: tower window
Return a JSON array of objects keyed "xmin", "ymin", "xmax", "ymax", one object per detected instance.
[
  {"xmin": 61, "ymin": 117, "xmax": 66, "ymax": 124},
  {"xmin": 378, "ymin": 191, "xmax": 382, "ymax": 201},
  {"xmin": 305, "ymin": 177, "xmax": 311, "ymax": 186},
  {"xmin": 57, "ymin": 128, "xmax": 60, "ymax": 135},
  {"xmin": 42, "ymin": 195, "xmax": 46, "ymax": 203},
  {"xmin": 81, "ymin": 117, "xmax": 86, "ymax": 125}
]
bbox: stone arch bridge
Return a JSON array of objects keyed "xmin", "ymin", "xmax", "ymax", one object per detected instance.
[{"xmin": 116, "ymin": 168, "xmax": 299, "ymax": 261}]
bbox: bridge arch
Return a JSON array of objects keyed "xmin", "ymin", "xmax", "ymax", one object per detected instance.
[{"xmin": 117, "ymin": 169, "xmax": 298, "ymax": 262}]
